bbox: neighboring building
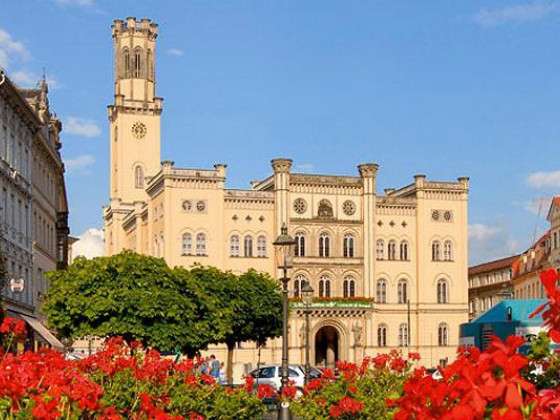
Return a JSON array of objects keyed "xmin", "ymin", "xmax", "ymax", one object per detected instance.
[
  {"xmin": 103, "ymin": 17, "xmax": 469, "ymax": 375},
  {"xmin": 0, "ymin": 73, "xmax": 69, "ymax": 349},
  {"xmin": 468, "ymin": 255, "xmax": 517, "ymax": 320},
  {"xmin": 512, "ymin": 231, "xmax": 550, "ymax": 300},
  {"xmin": 460, "ymin": 299, "xmax": 547, "ymax": 353}
]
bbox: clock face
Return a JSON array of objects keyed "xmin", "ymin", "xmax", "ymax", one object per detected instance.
[{"xmin": 131, "ymin": 121, "xmax": 147, "ymax": 139}]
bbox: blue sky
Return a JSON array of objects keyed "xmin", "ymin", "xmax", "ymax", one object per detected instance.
[{"xmin": 1, "ymin": 0, "xmax": 559, "ymax": 263}]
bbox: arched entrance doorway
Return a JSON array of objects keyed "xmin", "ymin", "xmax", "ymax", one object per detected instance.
[{"xmin": 315, "ymin": 326, "xmax": 339, "ymax": 368}]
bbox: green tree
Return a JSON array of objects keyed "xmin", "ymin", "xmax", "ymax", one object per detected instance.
[
  {"xmin": 43, "ymin": 251, "xmax": 203, "ymax": 354},
  {"xmin": 222, "ymin": 269, "xmax": 282, "ymax": 384}
]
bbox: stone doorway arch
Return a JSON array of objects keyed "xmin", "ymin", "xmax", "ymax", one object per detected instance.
[{"xmin": 310, "ymin": 320, "xmax": 348, "ymax": 368}]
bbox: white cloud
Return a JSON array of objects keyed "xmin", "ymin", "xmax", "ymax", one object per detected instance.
[
  {"xmin": 64, "ymin": 117, "xmax": 101, "ymax": 138},
  {"xmin": 64, "ymin": 154, "xmax": 95, "ymax": 173},
  {"xmin": 524, "ymin": 196, "xmax": 552, "ymax": 215},
  {"xmin": 469, "ymin": 223, "xmax": 522, "ymax": 265},
  {"xmin": 54, "ymin": 0, "xmax": 95, "ymax": 6},
  {"xmin": 0, "ymin": 28, "xmax": 30, "ymax": 69},
  {"xmin": 167, "ymin": 48, "xmax": 184, "ymax": 57},
  {"xmin": 474, "ymin": 1, "xmax": 558, "ymax": 26},
  {"xmin": 71, "ymin": 228, "xmax": 104, "ymax": 260},
  {"xmin": 527, "ymin": 170, "xmax": 560, "ymax": 189}
]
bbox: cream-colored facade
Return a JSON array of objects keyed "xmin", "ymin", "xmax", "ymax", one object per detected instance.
[
  {"xmin": 0, "ymin": 72, "xmax": 69, "ymax": 349},
  {"xmin": 103, "ymin": 17, "xmax": 469, "ymax": 376}
]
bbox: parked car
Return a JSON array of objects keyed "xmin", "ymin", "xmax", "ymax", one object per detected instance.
[{"xmin": 249, "ymin": 365, "xmax": 322, "ymax": 391}]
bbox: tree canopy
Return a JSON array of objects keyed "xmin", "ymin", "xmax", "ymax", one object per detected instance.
[{"xmin": 44, "ymin": 251, "xmax": 282, "ymax": 359}]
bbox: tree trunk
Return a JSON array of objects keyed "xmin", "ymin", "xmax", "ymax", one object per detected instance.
[{"xmin": 226, "ymin": 341, "xmax": 235, "ymax": 385}]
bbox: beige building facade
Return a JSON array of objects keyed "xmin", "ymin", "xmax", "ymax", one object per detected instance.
[
  {"xmin": 468, "ymin": 255, "xmax": 517, "ymax": 320},
  {"xmin": 0, "ymin": 72, "xmax": 69, "ymax": 349},
  {"xmin": 103, "ymin": 17, "xmax": 469, "ymax": 375}
]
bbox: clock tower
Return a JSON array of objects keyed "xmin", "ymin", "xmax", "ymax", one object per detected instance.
[{"xmin": 108, "ymin": 17, "xmax": 162, "ymax": 204}]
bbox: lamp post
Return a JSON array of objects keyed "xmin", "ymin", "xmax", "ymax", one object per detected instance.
[
  {"xmin": 301, "ymin": 281, "xmax": 314, "ymax": 385},
  {"xmin": 273, "ymin": 223, "xmax": 296, "ymax": 420}
]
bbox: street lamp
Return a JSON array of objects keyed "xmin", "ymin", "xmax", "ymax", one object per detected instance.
[
  {"xmin": 301, "ymin": 281, "xmax": 314, "ymax": 385},
  {"xmin": 273, "ymin": 223, "xmax": 296, "ymax": 420}
]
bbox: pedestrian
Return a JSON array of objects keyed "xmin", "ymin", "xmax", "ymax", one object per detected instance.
[{"xmin": 209, "ymin": 354, "xmax": 221, "ymax": 379}]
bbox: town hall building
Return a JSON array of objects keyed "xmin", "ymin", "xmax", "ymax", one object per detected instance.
[{"xmin": 104, "ymin": 17, "xmax": 469, "ymax": 377}]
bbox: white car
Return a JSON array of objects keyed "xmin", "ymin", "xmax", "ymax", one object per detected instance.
[{"xmin": 249, "ymin": 365, "xmax": 321, "ymax": 391}]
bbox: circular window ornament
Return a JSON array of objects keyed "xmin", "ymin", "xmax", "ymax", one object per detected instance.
[
  {"xmin": 293, "ymin": 198, "xmax": 307, "ymax": 214},
  {"xmin": 444, "ymin": 211, "xmax": 452, "ymax": 222},
  {"xmin": 343, "ymin": 200, "xmax": 356, "ymax": 216},
  {"xmin": 431, "ymin": 210, "xmax": 440, "ymax": 221},
  {"xmin": 131, "ymin": 121, "xmax": 147, "ymax": 139},
  {"xmin": 182, "ymin": 200, "xmax": 192, "ymax": 211},
  {"xmin": 196, "ymin": 200, "xmax": 206, "ymax": 212}
]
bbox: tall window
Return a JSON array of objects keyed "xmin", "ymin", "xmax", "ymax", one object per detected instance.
[
  {"xmin": 319, "ymin": 232, "xmax": 330, "ymax": 258},
  {"xmin": 134, "ymin": 165, "xmax": 144, "ymax": 189},
  {"xmin": 432, "ymin": 241, "xmax": 441, "ymax": 261},
  {"xmin": 400, "ymin": 240, "xmax": 409, "ymax": 260},
  {"xmin": 343, "ymin": 276, "xmax": 355, "ymax": 298},
  {"xmin": 196, "ymin": 233, "xmax": 206, "ymax": 256},
  {"xmin": 388, "ymin": 240, "xmax": 397, "ymax": 260},
  {"xmin": 133, "ymin": 47, "xmax": 143, "ymax": 78},
  {"xmin": 122, "ymin": 48, "xmax": 130, "ymax": 77},
  {"xmin": 376, "ymin": 239, "xmax": 385, "ymax": 260},
  {"xmin": 295, "ymin": 232, "xmax": 306, "ymax": 257},
  {"xmin": 443, "ymin": 240, "xmax": 453, "ymax": 261},
  {"xmin": 376, "ymin": 279, "xmax": 387, "ymax": 303},
  {"xmin": 398, "ymin": 279, "xmax": 408, "ymax": 304},
  {"xmin": 244, "ymin": 235, "xmax": 253, "ymax": 257},
  {"xmin": 437, "ymin": 279, "xmax": 449, "ymax": 303},
  {"xmin": 438, "ymin": 323, "xmax": 448, "ymax": 346},
  {"xmin": 230, "ymin": 235, "xmax": 240, "ymax": 257},
  {"xmin": 147, "ymin": 49, "xmax": 153, "ymax": 80},
  {"xmin": 181, "ymin": 233, "xmax": 192, "ymax": 255},
  {"xmin": 294, "ymin": 274, "xmax": 306, "ymax": 298},
  {"xmin": 319, "ymin": 275, "xmax": 331, "ymax": 298},
  {"xmin": 257, "ymin": 235, "xmax": 266, "ymax": 257},
  {"xmin": 343, "ymin": 234, "xmax": 354, "ymax": 258},
  {"xmin": 398, "ymin": 323, "xmax": 409, "ymax": 347},
  {"xmin": 377, "ymin": 324, "xmax": 387, "ymax": 347}
]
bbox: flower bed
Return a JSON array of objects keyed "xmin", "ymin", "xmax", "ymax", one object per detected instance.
[{"xmin": 3, "ymin": 268, "xmax": 560, "ymax": 418}]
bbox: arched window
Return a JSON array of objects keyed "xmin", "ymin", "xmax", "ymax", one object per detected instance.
[
  {"xmin": 398, "ymin": 279, "xmax": 408, "ymax": 304},
  {"xmin": 438, "ymin": 323, "xmax": 448, "ymax": 346},
  {"xmin": 147, "ymin": 49, "xmax": 153, "ymax": 80},
  {"xmin": 377, "ymin": 324, "xmax": 387, "ymax": 347},
  {"xmin": 122, "ymin": 48, "xmax": 130, "ymax": 78},
  {"xmin": 437, "ymin": 279, "xmax": 448, "ymax": 303},
  {"xmin": 444, "ymin": 240, "xmax": 453, "ymax": 261},
  {"xmin": 293, "ymin": 274, "xmax": 306, "ymax": 298},
  {"xmin": 244, "ymin": 235, "xmax": 253, "ymax": 257},
  {"xmin": 343, "ymin": 234, "xmax": 354, "ymax": 258},
  {"xmin": 376, "ymin": 239, "xmax": 385, "ymax": 260},
  {"xmin": 398, "ymin": 323, "xmax": 409, "ymax": 347},
  {"xmin": 181, "ymin": 233, "xmax": 192, "ymax": 255},
  {"xmin": 376, "ymin": 279, "xmax": 387, "ymax": 304},
  {"xmin": 133, "ymin": 47, "xmax": 143, "ymax": 78},
  {"xmin": 134, "ymin": 165, "xmax": 144, "ymax": 189},
  {"xmin": 388, "ymin": 240, "xmax": 397, "ymax": 260},
  {"xmin": 400, "ymin": 240, "xmax": 409, "ymax": 260},
  {"xmin": 229, "ymin": 235, "xmax": 240, "ymax": 257},
  {"xmin": 432, "ymin": 241, "xmax": 441, "ymax": 261},
  {"xmin": 319, "ymin": 232, "xmax": 330, "ymax": 258},
  {"xmin": 295, "ymin": 232, "xmax": 306, "ymax": 257},
  {"xmin": 257, "ymin": 235, "xmax": 267, "ymax": 257},
  {"xmin": 196, "ymin": 233, "xmax": 206, "ymax": 256},
  {"xmin": 343, "ymin": 276, "xmax": 355, "ymax": 298},
  {"xmin": 319, "ymin": 275, "xmax": 331, "ymax": 298}
]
